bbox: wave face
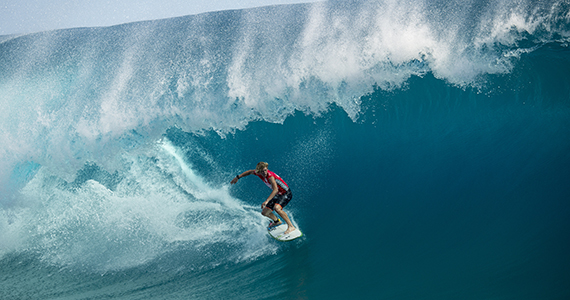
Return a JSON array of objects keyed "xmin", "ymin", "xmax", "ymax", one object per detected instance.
[{"xmin": 1, "ymin": 0, "xmax": 570, "ymax": 299}]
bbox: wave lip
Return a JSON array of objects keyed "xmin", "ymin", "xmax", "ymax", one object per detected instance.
[{"xmin": 0, "ymin": 0, "xmax": 569, "ymax": 253}]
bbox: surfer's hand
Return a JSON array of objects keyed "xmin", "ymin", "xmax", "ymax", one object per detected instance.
[
  {"xmin": 230, "ymin": 177, "xmax": 238, "ymax": 185},
  {"xmin": 261, "ymin": 202, "xmax": 268, "ymax": 209}
]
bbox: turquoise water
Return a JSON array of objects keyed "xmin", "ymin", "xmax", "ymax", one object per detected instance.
[{"xmin": 1, "ymin": 1, "xmax": 570, "ymax": 299}]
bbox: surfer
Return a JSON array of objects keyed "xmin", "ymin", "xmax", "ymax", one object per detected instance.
[{"xmin": 231, "ymin": 162, "xmax": 297, "ymax": 234}]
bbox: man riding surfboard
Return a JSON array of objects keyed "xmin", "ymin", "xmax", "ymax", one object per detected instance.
[{"xmin": 231, "ymin": 162, "xmax": 297, "ymax": 235}]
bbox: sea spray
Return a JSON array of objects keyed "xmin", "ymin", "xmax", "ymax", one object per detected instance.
[
  {"xmin": 0, "ymin": 140, "xmax": 273, "ymax": 271},
  {"xmin": 2, "ymin": 1, "xmax": 568, "ymax": 200}
]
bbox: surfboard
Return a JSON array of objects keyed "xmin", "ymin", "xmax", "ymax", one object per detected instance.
[{"xmin": 268, "ymin": 223, "xmax": 303, "ymax": 241}]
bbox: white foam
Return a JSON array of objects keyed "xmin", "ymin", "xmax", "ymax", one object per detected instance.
[{"xmin": 0, "ymin": 141, "xmax": 273, "ymax": 271}]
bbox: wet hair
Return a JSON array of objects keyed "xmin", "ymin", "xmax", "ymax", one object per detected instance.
[{"xmin": 256, "ymin": 162, "xmax": 268, "ymax": 173}]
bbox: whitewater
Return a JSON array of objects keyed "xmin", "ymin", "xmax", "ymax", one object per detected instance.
[{"xmin": 1, "ymin": 0, "xmax": 570, "ymax": 299}]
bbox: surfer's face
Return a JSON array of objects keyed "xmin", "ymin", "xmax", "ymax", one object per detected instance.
[{"xmin": 258, "ymin": 168, "xmax": 268, "ymax": 177}]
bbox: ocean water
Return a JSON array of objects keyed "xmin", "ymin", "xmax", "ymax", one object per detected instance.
[{"xmin": 1, "ymin": 0, "xmax": 570, "ymax": 299}]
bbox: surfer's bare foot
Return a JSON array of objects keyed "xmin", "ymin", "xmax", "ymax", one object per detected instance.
[{"xmin": 284, "ymin": 227, "xmax": 296, "ymax": 234}]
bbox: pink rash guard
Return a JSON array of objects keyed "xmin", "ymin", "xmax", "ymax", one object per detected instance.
[{"xmin": 255, "ymin": 170, "xmax": 290, "ymax": 195}]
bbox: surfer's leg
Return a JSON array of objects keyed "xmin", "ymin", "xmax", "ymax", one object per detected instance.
[
  {"xmin": 274, "ymin": 205, "xmax": 296, "ymax": 234},
  {"xmin": 262, "ymin": 207, "xmax": 279, "ymax": 222}
]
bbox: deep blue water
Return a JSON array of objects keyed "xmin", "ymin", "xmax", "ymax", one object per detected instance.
[{"xmin": 1, "ymin": 0, "xmax": 570, "ymax": 299}]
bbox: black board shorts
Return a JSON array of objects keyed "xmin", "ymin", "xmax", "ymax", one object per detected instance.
[{"xmin": 266, "ymin": 190, "xmax": 292, "ymax": 210}]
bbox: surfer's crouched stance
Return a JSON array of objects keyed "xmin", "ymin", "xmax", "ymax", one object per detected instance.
[{"xmin": 231, "ymin": 162, "xmax": 296, "ymax": 234}]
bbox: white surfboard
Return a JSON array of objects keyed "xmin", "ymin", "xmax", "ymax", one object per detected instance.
[{"xmin": 268, "ymin": 223, "xmax": 303, "ymax": 241}]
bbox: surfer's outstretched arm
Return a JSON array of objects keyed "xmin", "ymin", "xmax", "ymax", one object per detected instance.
[{"xmin": 230, "ymin": 170, "xmax": 255, "ymax": 184}]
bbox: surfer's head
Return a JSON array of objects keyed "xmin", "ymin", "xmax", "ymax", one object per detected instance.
[{"xmin": 255, "ymin": 162, "xmax": 269, "ymax": 176}]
